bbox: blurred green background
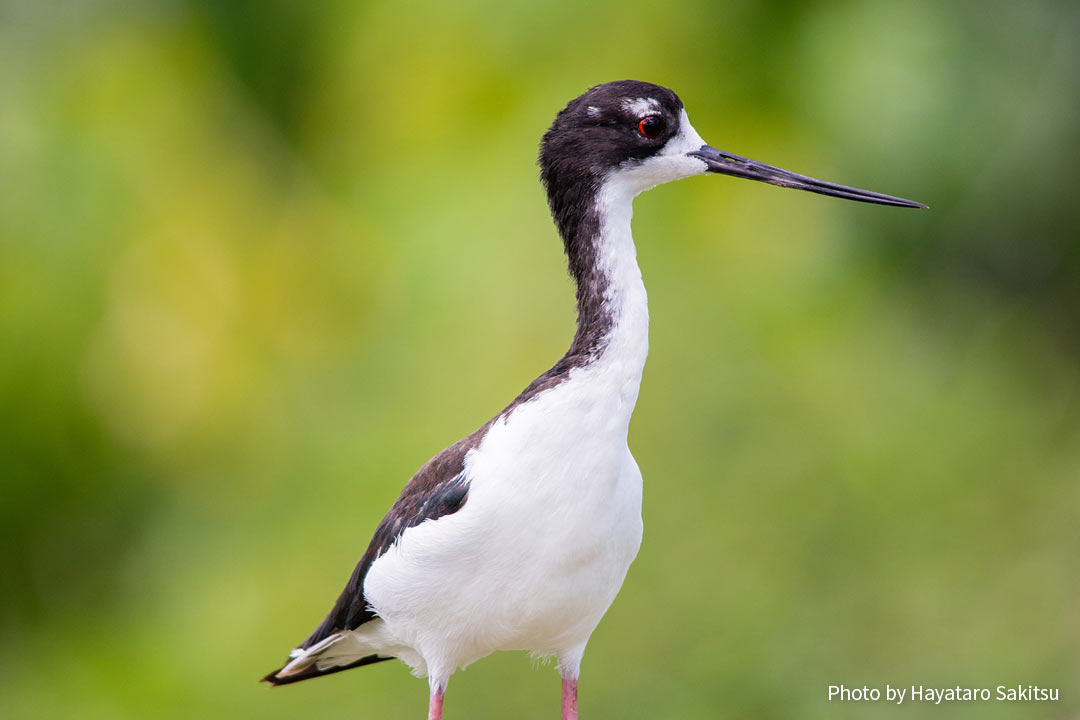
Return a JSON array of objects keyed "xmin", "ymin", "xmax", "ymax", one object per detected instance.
[{"xmin": 1, "ymin": 0, "xmax": 1078, "ymax": 718}]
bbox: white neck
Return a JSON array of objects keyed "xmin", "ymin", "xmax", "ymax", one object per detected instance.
[{"xmin": 582, "ymin": 179, "xmax": 650, "ymax": 428}]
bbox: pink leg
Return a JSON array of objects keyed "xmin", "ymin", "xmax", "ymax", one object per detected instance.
[
  {"xmin": 428, "ymin": 686, "xmax": 444, "ymax": 720},
  {"xmin": 561, "ymin": 676, "xmax": 579, "ymax": 720}
]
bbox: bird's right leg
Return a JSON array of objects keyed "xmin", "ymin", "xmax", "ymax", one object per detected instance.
[{"xmin": 427, "ymin": 685, "xmax": 444, "ymax": 720}]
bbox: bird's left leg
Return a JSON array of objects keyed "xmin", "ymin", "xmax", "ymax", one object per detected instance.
[
  {"xmin": 557, "ymin": 645, "xmax": 586, "ymax": 720},
  {"xmin": 561, "ymin": 675, "xmax": 579, "ymax": 720}
]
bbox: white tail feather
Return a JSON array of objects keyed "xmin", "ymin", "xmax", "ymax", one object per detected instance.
[{"xmin": 277, "ymin": 630, "xmax": 387, "ymax": 677}]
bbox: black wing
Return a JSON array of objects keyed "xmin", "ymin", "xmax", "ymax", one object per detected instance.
[
  {"xmin": 301, "ymin": 425, "xmax": 485, "ymax": 649},
  {"xmin": 262, "ymin": 429, "xmax": 481, "ymax": 686},
  {"xmin": 264, "ymin": 358, "xmax": 578, "ymax": 685}
]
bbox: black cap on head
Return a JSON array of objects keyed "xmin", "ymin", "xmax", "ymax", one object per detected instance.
[
  {"xmin": 540, "ymin": 81, "xmax": 688, "ymax": 241},
  {"xmin": 540, "ymin": 81, "xmax": 684, "ymax": 182}
]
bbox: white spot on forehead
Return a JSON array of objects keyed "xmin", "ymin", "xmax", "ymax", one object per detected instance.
[
  {"xmin": 622, "ymin": 97, "xmax": 660, "ymax": 117},
  {"xmin": 586, "ymin": 106, "xmax": 601, "ymax": 118}
]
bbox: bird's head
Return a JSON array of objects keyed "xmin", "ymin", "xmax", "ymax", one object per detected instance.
[
  {"xmin": 539, "ymin": 80, "xmax": 705, "ymax": 201},
  {"xmin": 539, "ymin": 80, "xmax": 925, "ymax": 230}
]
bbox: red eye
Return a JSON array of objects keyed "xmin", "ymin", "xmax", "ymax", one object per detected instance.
[{"xmin": 637, "ymin": 115, "xmax": 665, "ymax": 138}]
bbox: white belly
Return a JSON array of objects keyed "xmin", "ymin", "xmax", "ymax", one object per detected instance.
[{"xmin": 362, "ymin": 365, "xmax": 645, "ymax": 680}]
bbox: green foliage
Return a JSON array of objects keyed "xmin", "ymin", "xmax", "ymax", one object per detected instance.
[{"xmin": 1, "ymin": 1, "xmax": 1077, "ymax": 718}]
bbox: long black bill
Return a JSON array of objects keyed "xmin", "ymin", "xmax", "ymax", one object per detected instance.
[{"xmin": 688, "ymin": 145, "xmax": 927, "ymax": 209}]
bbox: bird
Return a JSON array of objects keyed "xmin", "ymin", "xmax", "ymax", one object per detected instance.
[{"xmin": 262, "ymin": 80, "xmax": 925, "ymax": 719}]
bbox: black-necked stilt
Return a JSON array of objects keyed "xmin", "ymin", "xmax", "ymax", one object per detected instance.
[{"xmin": 263, "ymin": 80, "xmax": 924, "ymax": 719}]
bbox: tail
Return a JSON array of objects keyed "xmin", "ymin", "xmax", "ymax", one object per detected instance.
[{"xmin": 261, "ymin": 631, "xmax": 393, "ymax": 686}]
